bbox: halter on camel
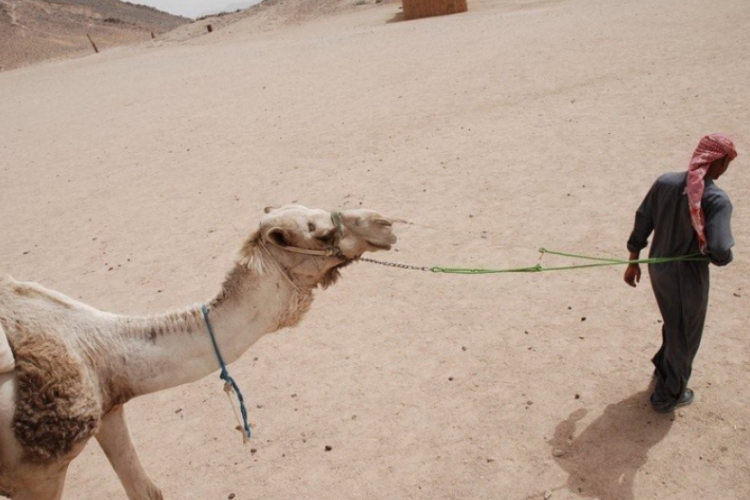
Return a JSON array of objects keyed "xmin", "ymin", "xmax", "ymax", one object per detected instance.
[{"xmin": 261, "ymin": 211, "xmax": 346, "ymax": 258}]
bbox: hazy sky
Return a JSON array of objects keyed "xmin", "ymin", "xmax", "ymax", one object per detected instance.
[{"xmin": 128, "ymin": 0, "xmax": 260, "ymax": 19}]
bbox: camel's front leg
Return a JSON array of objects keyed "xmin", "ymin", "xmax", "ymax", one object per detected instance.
[{"xmin": 96, "ymin": 405, "xmax": 163, "ymax": 500}]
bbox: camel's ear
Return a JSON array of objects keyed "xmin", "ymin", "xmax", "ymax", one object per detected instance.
[
  {"xmin": 264, "ymin": 206, "xmax": 278, "ymax": 214},
  {"xmin": 265, "ymin": 227, "xmax": 290, "ymax": 247}
]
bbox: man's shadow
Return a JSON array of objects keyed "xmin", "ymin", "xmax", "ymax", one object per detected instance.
[{"xmin": 548, "ymin": 390, "xmax": 674, "ymax": 500}]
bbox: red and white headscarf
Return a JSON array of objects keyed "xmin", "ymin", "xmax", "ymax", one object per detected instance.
[{"xmin": 687, "ymin": 133, "xmax": 738, "ymax": 253}]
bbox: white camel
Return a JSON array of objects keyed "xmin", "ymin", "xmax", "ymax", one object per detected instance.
[{"xmin": 0, "ymin": 204, "xmax": 397, "ymax": 500}]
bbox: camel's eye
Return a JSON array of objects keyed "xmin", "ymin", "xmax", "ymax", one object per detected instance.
[
  {"xmin": 308, "ymin": 222, "xmax": 316, "ymax": 233},
  {"xmin": 317, "ymin": 229, "xmax": 336, "ymax": 244}
]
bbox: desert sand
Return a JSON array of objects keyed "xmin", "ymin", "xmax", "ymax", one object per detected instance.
[{"xmin": 1, "ymin": 0, "xmax": 749, "ymax": 498}]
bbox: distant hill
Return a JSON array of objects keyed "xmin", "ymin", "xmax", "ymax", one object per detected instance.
[
  {"xmin": 0, "ymin": 0, "xmax": 189, "ymax": 71},
  {"xmin": 194, "ymin": 1, "xmax": 260, "ymax": 19},
  {"xmin": 161, "ymin": 0, "xmax": 396, "ymax": 44}
]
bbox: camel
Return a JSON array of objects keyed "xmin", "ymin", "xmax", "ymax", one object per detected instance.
[{"xmin": 0, "ymin": 204, "xmax": 397, "ymax": 500}]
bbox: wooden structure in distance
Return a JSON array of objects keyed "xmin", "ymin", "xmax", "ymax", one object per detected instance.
[{"xmin": 402, "ymin": 0, "xmax": 467, "ymax": 20}]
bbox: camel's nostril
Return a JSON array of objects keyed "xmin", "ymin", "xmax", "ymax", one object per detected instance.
[{"xmin": 374, "ymin": 218, "xmax": 392, "ymax": 227}]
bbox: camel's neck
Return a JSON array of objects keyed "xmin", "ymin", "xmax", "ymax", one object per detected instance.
[{"xmin": 100, "ymin": 263, "xmax": 314, "ymax": 404}]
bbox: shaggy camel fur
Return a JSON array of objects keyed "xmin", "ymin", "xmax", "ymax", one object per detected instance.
[{"xmin": 0, "ymin": 205, "xmax": 397, "ymax": 500}]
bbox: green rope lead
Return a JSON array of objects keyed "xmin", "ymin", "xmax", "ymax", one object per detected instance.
[
  {"xmin": 430, "ymin": 264, "xmax": 544, "ymax": 274},
  {"xmin": 430, "ymin": 249, "xmax": 707, "ymax": 275}
]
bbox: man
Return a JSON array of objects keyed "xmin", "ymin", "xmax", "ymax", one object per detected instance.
[{"xmin": 624, "ymin": 133, "xmax": 737, "ymax": 413}]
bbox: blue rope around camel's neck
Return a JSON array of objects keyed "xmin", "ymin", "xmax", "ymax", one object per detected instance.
[{"xmin": 201, "ymin": 304, "xmax": 252, "ymax": 440}]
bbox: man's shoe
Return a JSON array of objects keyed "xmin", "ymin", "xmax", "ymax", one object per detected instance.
[{"xmin": 651, "ymin": 388, "xmax": 694, "ymax": 413}]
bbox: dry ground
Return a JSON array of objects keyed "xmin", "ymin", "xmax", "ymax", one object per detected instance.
[{"xmin": 1, "ymin": 0, "xmax": 749, "ymax": 498}]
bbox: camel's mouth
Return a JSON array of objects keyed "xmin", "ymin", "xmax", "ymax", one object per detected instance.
[
  {"xmin": 366, "ymin": 241, "xmax": 393, "ymax": 251},
  {"xmin": 340, "ymin": 244, "xmax": 391, "ymax": 262}
]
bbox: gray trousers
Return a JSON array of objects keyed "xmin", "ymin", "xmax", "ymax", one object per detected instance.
[{"xmin": 649, "ymin": 261, "xmax": 710, "ymax": 403}]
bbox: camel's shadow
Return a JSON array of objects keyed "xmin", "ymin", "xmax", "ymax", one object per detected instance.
[{"xmin": 548, "ymin": 390, "xmax": 674, "ymax": 500}]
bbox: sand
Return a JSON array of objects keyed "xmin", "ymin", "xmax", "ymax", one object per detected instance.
[{"xmin": 1, "ymin": 0, "xmax": 749, "ymax": 498}]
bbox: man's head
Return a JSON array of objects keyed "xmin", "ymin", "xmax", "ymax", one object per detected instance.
[{"xmin": 691, "ymin": 133, "xmax": 738, "ymax": 179}]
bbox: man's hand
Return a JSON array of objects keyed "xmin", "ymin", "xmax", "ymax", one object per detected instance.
[{"xmin": 624, "ymin": 263, "xmax": 641, "ymax": 287}]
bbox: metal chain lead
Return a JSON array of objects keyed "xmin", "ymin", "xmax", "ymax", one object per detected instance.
[{"xmin": 358, "ymin": 257, "xmax": 432, "ymax": 272}]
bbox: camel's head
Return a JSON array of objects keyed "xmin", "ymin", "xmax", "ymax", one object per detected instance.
[{"xmin": 246, "ymin": 205, "xmax": 397, "ymax": 287}]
